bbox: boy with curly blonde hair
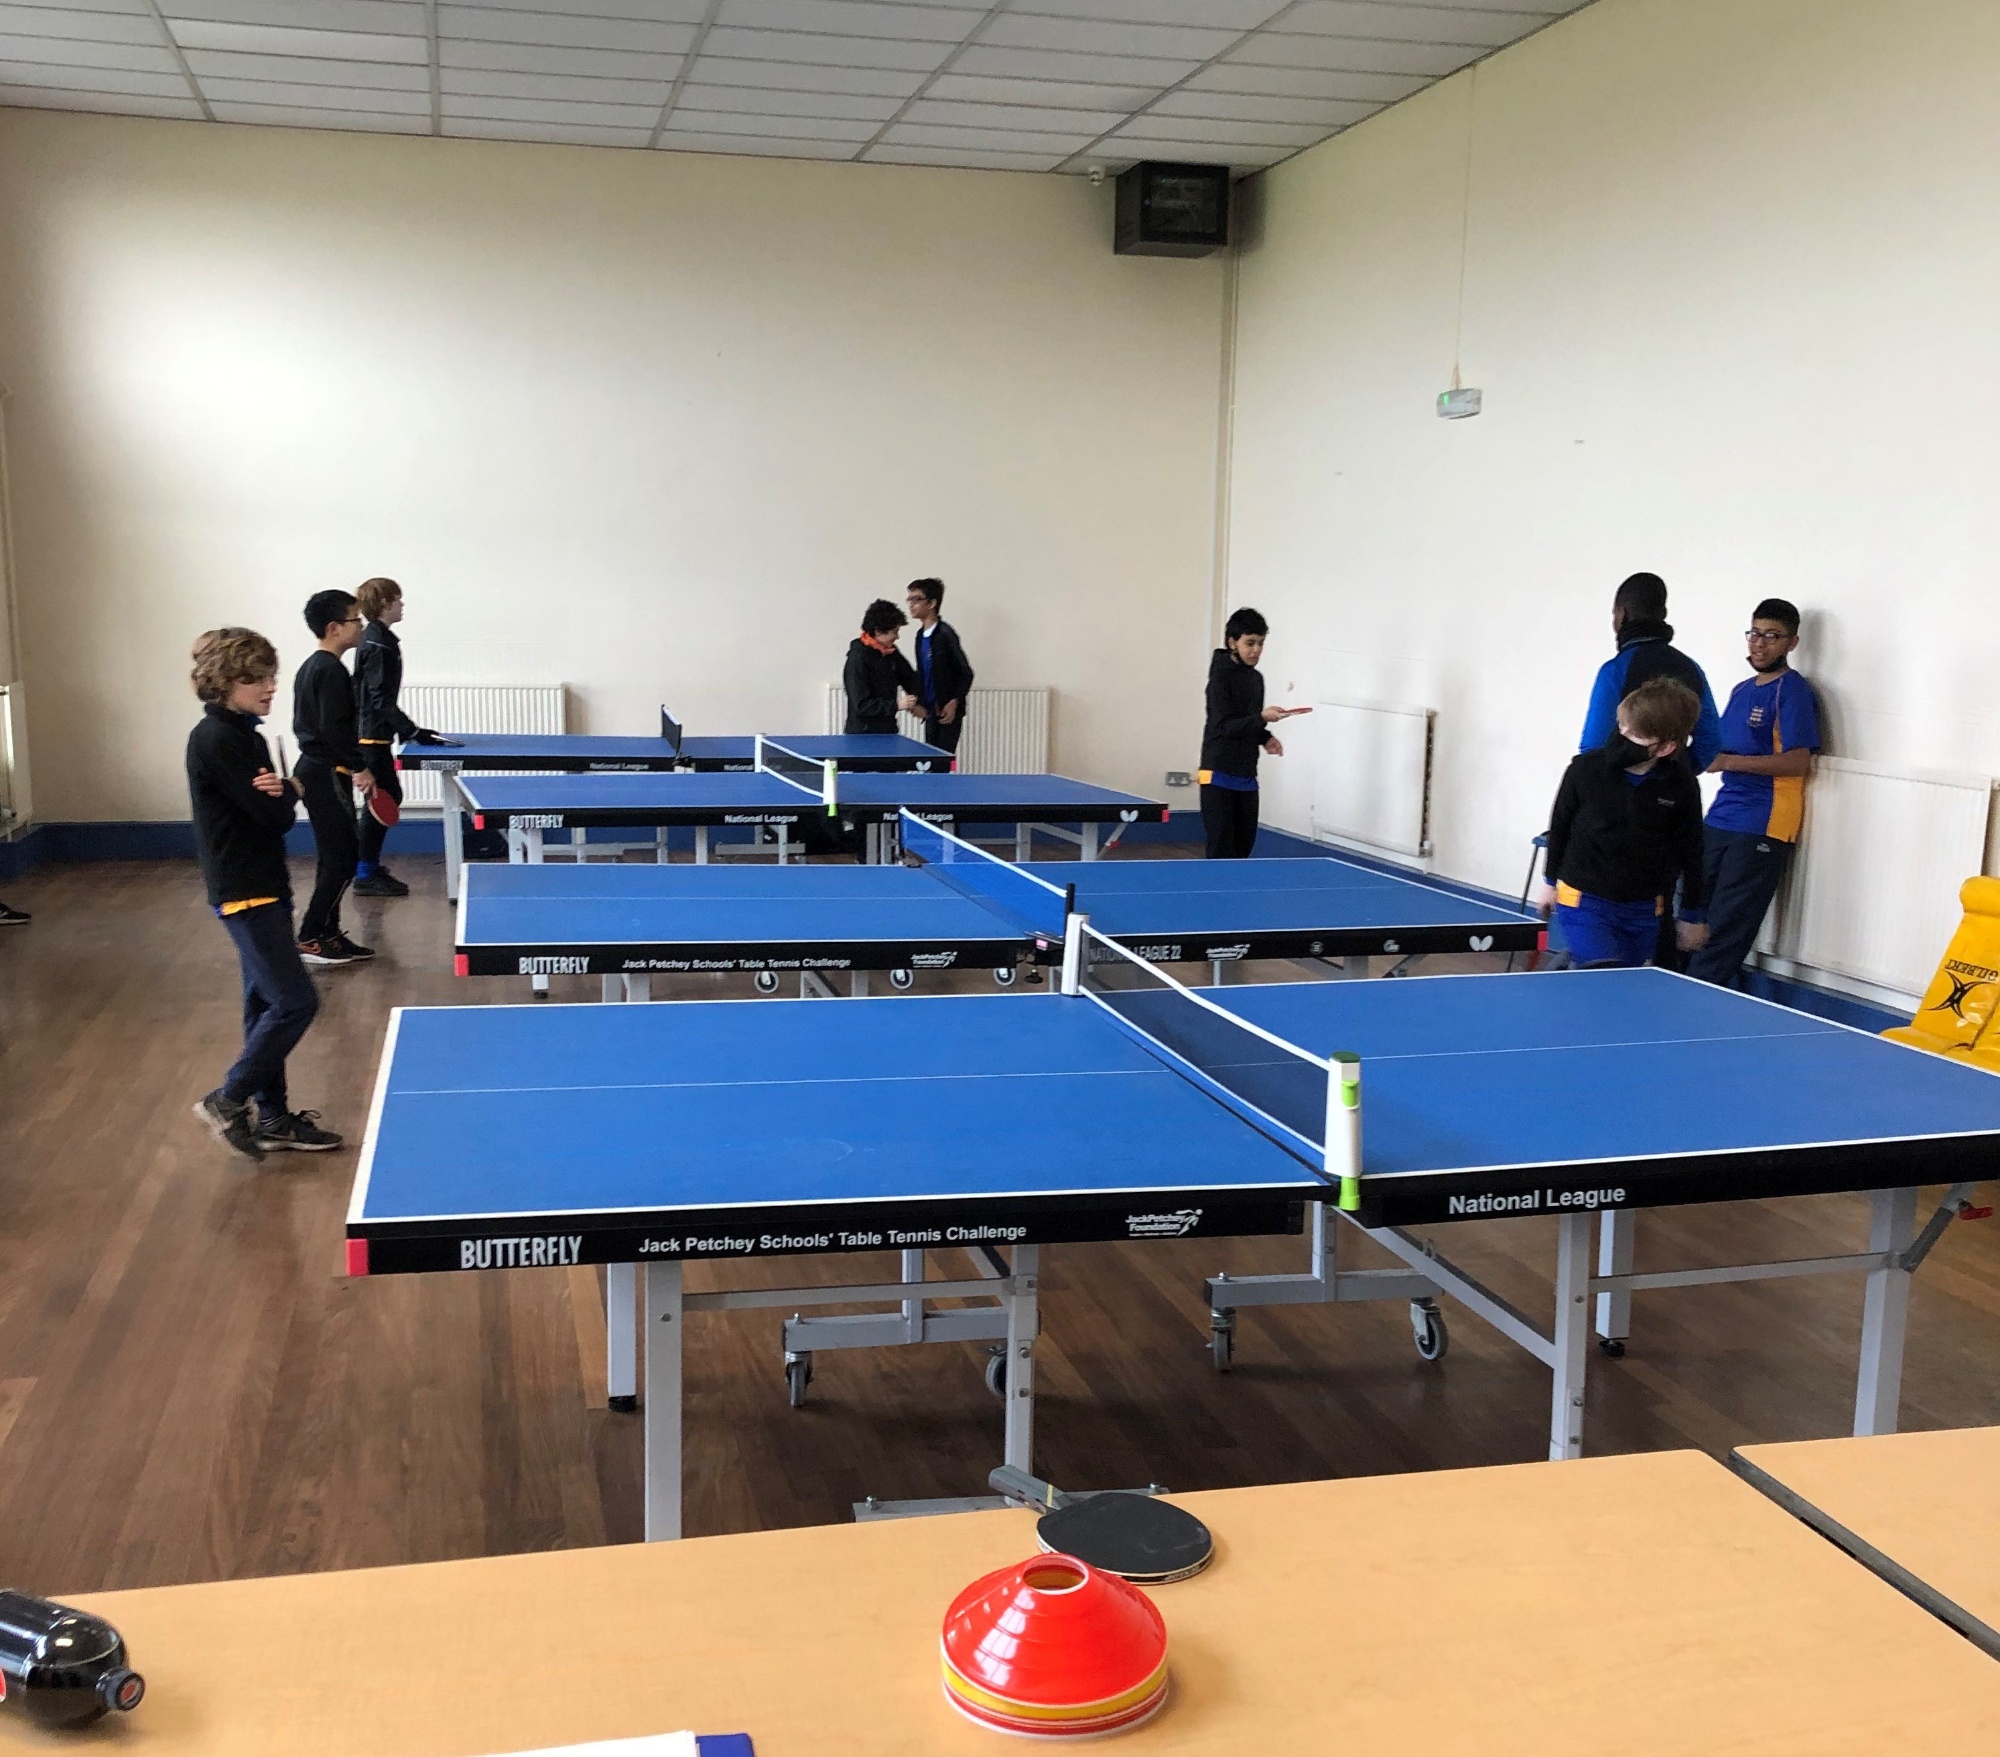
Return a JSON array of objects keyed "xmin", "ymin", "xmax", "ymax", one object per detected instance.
[{"xmin": 186, "ymin": 627, "xmax": 342, "ymax": 1160}]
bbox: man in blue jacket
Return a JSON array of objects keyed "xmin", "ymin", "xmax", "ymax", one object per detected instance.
[{"xmin": 1579, "ymin": 573, "xmax": 1721, "ymax": 773}]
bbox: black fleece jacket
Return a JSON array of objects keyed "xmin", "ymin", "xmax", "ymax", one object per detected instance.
[
  {"xmin": 842, "ymin": 639, "xmax": 920, "ymax": 734},
  {"xmin": 354, "ymin": 620, "xmax": 418, "ymax": 743},
  {"xmin": 293, "ymin": 649, "xmax": 365, "ymax": 770},
  {"xmin": 913, "ymin": 618, "xmax": 975, "ymax": 713},
  {"xmin": 1545, "ymin": 742, "xmax": 1709, "ymax": 918},
  {"xmin": 186, "ymin": 705, "xmax": 298, "ymax": 907},
  {"xmin": 1199, "ymin": 649, "xmax": 1267, "ymax": 780}
]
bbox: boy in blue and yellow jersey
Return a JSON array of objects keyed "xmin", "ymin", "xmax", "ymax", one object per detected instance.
[{"xmin": 1685, "ymin": 598, "xmax": 1821, "ymax": 987}]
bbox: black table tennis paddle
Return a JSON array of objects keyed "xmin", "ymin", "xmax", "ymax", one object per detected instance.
[{"xmin": 989, "ymin": 1466, "xmax": 1212, "ymax": 1585}]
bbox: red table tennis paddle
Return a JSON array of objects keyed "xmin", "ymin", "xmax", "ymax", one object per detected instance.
[{"xmin": 366, "ymin": 788, "xmax": 399, "ymax": 827}]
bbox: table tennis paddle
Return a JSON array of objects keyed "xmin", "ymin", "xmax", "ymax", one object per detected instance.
[
  {"xmin": 367, "ymin": 787, "xmax": 399, "ymax": 827},
  {"xmin": 989, "ymin": 1466, "xmax": 1212, "ymax": 1585}
]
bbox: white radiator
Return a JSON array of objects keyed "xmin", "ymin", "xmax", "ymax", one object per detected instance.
[
  {"xmin": 0, "ymin": 680, "xmax": 27, "ymax": 831},
  {"xmin": 398, "ymin": 683, "xmax": 566, "ymax": 810},
  {"xmin": 1760, "ymin": 756, "xmax": 1996, "ymax": 1000},
  {"xmin": 822, "ymin": 685, "xmax": 1049, "ymax": 774},
  {"xmin": 1309, "ymin": 699, "xmax": 1434, "ymax": 859}
]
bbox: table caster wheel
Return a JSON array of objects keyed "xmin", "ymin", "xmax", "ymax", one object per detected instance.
[
  {"xmin": 984, "ymin": 1348, "xmax": 1008, "ymax": 1399},
  {"xmin": 1598, "ymin": 1336, "xmax": 1627, "ymax": 1359},
  {"xmin": 785, "ymin": 1352, "xmax": 813, "ymax": 1408},
  {"xmin": 890, "ymin": 968, "xmax": 914, "ymax": 991},
  {"xmin": 1210, "ymin": 1311, "xmax": 1235, "ymax": 1373},
  {"xmin": 608, "ymin": 1394, "xmax": 637, "ymax": 1414},
  {"xmin": 993, "ymin": 965, "xmax": 1017, "ymax": 987},
  {"xmin": 1411, "ymin": 1300, "xmax": 1448, "ymax": 1362},
  {"xmin": 754, "ymin": 971, "xmax": 779, "ymax": 996}
]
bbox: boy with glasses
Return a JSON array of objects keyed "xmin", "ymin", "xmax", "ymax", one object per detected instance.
[
  {"xmin": 1686, "ymin": 599, "xmax": 1820, "ymax": 987},
  {"xmin": 293, "ymin": 589, "xmax": 376, "ymax": 965},
  {"xmin": 903, "ymin": 577, "xmax": 973, "ymax": 758}
]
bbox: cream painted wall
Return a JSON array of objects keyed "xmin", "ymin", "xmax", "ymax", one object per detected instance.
[
  {"xmin": 0, "ymin": 108, "xmax": 1225, "ymax": 822},
  {"xmin": 1227, "ymin": 0, "xmax": 2000, "ymax": 897}
]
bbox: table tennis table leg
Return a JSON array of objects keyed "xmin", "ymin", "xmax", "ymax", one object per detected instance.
[
  {"xmin": 644, "ymin": 1260, "xmax": 684, "ymax": 1541},
  {"xmin": 1594, "ymin": 1211, "xmax": 1634, "ymax": 1352},
  {"xmin": 1854, "ymin": 1186, "xmax": 1918, "ymax": 1437},
  {"xmin": 695, "ymin": 826, "xmax": 709, "ymax": 865},
  {"xmin": 1081, "ymin": 824, "xmax": 1099, "ymax": 861},
  {"xmin": 1003, "ymin": 1245, "xmax": 1039, "ymax": 1473},
  {"xmin": 607, "ymin": 1261, "xmax": 637, "ymax": 1412},
  {"xmin": 1549, "ymin": 1212, "xmax": 1593, "ymax": 1461},
  {"xmin": 444, "ymin": 773, "xmax": 466, "ymax": 902},
  {"xmin": 1016, "ymin": 825, "xmax": 1031, "ymax": 861},
  {"xmin": 655, "ymin": 827, "xmax": 669, "ymax": 864}
]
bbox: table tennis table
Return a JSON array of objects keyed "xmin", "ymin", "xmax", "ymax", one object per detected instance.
[
  {"xmin": 450, "ymin": 760, "xmax": 1168, "ymax": 900},
  {"xmin": 452, "ymin": 815, "xmax": 1543, "ymax": 998},
  {"xmin": 349, "ymin": 928, "xmax": 2000, "ymax": 1539}
]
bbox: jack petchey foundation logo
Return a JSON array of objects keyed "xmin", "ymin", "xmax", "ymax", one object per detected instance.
[{"xmin": 1126, "ymin": 1208, "xmax": 1203, "ymax": 1238}]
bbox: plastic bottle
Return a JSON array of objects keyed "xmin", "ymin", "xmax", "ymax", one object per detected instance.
[{"xmin": 0, "ymin": 1590, "xmax": 144, "ymax": 1728}]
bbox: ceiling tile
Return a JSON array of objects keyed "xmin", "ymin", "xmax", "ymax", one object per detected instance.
[
  {"xmin": 879, "ymin": 121, "xmax": 1097, "ymax": 154},
  {"xmin": 900, "ymin": 96, "xmax": 1125, "ymax": 134},
  {"xmin": 924, "ymin": 72, "xmax": 1157, "ymax": 111},
  {"xmin": 715, "ymin": 0, "xmax": 975, "ymax": 43},
  {"xmin": 208, "ymin": 99, "xmax": 426, "ymax": 130},
  {"xmin": 439, "ymin": 38, "xmax": 680, "ymax": 78},
  {"xmin": 159, "ymin": 0, "xmax": 425, "ymax": 33},
  {"xmin": 442, "ymin": 90, "xmax": 659, "ymax": 124},
  {"xmin": 445, "ymin": 114, "xmax": 652, "ymax": 144},
  {"xmin": 1276, "ymin": 0, "xmax": 1553, "ymax": 45},
  {"xmin": 0, "ymin": 33, "xmax": 179, "ymax": 72},
  {"xmin": 200, "ymin": 74, "xmax": 430, "ymax": 112},
  {"xmin": 1224, "ymin": 32, "xmax": 1483, "ymax": 77},
  {"xmin": 673, "ymin": 82, "xmax": 905, "ymax": 121},
  {"xmin": 437, "ymin": 7, "xmax": 697, "ymax": 53},
  {"xmin": 656, "ymin": 131, "xmax": 862, "ymax": 158},
  {"xmin": 952, "ymin": 46, "xmax": 1196, "ymax": 86},
  {"xmin": 1150, "ymin": 87, "xmax": 1378, "ymax": 128},
  {"xmin": 1011, "ymin": 0, "xmax": 1278, "ymax": 24},
  {"xmin": 698, "ymin": 27, "xmax": 956, "ymax": 71},
  {"xmin": 979, "ymin": 14, "xmax": 1236, "ymax": 62},
  {"xmin": 662, "ymin": 107, "xmax": 878, "ymax": 141},
  {"xmin": 0, "ymin": 58, "xmax": 188, "ymax": 95},
  {"xmin": 0, "ymin": 81, "xmax": 203, "ymax": 117},
  {"xmin": 0, "ymin": 4, "xmax": 167, "ymax": 43},
  {"xmin": 182, "ymin": 47, "xmax": 428, "ymax": 89},
  {"xmin": 683, "ymin": 56, "xmax": 926, "ymax": 97},
  {"xmin": 1118, "ymin": 115, "xmax": 1324, "ymax": 148},
  {"xmin": 1183, "ymin": 60, "xmax": 1423, "ymax": 102},
  {"xmin": 167, "ymin": 20, "xmax": 428, "ymax": 63},
  {"xmin": 1088, "ymin": 134, "xmax": 1291, "ymax": 168},
  {"xmin": 442, "ymin": 65, "xmax": 672, "ymax": 104},
  {"xmin": 864, "ymin": 142, "xmax": 1065, "ymax": 171},
  {"xmin": 466, "ymin": 0, "xmax": 710, "ymax": 19}
]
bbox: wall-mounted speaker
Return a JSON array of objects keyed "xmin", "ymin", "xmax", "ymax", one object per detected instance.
[{"xmin": 1114, "ymin": 162, "xmax": 1231, "ymax": 258}]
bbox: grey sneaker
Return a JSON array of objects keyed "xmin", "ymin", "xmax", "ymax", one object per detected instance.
[
  {"xmin": 195, "ymin": 1089, "xmax": 264, "ymax": 1161},
  {"xmin": 255, "ymin": 1110, "xmax": 344, "ymax": 1152}
]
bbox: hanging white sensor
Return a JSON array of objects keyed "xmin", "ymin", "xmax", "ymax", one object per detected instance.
[{"xmin": 1437, "ymin": 388, "xmax": 1483, "ymax": 419}]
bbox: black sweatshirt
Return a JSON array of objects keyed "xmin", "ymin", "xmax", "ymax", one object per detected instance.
[
  {"xmin": 842, "ymin": 638, "xmax": 920, "ymax": 734},
  {"xmin": 186, "ymin": 704, "xmax": 298, "ymax": 908},
  {"xmin": 913, "ymin": 618, "xmax": 974, "ymax": 714},
  {"xmin": 293, "ymin": 648, "xmax": 365, "ymax": 770},
  {"xmin": 354, "ymin": 620, "xmax": 418, "ymax": 743},
  {"xmin": 1199, "ymin": 649, "xmax": 1267, "ymax": 780},
  {"xmin": 1545, "ymin": 742, "xmax": 1709, "ymax": 918}
]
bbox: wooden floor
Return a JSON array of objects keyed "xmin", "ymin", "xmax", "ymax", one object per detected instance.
[{"xmin": 0, "ymin": 853, "xmax": 1996, "ymax": 1597}]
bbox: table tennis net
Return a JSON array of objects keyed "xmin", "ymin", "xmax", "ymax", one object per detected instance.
[
  {"xmin": 900, "ymin": 812, "xmax": 1071, "ymax": 944},
  {"xmin": 1080, "ymin": 925, "xmax": 1330, "ymax": 1173},
  {"xmin": 754, "ymin": 736, "xmax": 833, "ymax": 806}
]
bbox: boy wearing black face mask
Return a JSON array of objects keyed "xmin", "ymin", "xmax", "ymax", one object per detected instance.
[{"xmin": 1535, "ymin": 679, "xmax": 1711, "ymax": 968}]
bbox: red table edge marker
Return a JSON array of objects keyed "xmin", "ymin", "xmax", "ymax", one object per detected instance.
[{"xmin": 345, "ymin": 1238, "xmax": 370, "ymax": 1277}]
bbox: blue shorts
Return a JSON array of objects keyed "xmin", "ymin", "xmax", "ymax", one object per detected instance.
[{"xmin": 1554, "ymin": 892, "xmax": 1662, "ymax": 968}]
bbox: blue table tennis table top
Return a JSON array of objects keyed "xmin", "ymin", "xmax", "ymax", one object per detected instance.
[
  {"xmin": 397, "ymin": 732, "xmax": 942, "ymax": 773},
  {"xmin": 347, "ymin": 968, "xmax": 2000, "ymax": 1273},
  {"xmin": 452, "ymin": 855, "xmax": 1544, "ymax": 975},
  {"xmin": 457, "ymin": 769, "xmax": 1169, "ymax": 829}
]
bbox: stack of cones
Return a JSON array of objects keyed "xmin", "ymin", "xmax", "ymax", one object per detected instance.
[{"xmin": 940, "ymin": 1554, "xmax": 1168, "ymax": 1739}]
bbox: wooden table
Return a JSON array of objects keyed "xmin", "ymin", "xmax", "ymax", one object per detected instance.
[
  {"xmin": 8, "ymin": 1450, "xmax": 1998, "ymax": 1756},
  {"xmin": 1735, "ymin": 1424, "xmax": 2000, "ymax": 1659}
]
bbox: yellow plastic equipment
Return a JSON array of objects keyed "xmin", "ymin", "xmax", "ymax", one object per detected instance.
[{"xmin": 1883, "ymin": 876, "xmax": 2000, "ymax": 1074}]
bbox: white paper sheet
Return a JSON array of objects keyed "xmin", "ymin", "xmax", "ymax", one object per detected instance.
[{"xmin": 482, "ymin": 1735, "xmax": 698, "ymax": 1757}]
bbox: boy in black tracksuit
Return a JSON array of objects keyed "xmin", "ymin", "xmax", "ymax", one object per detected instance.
[
  {"xmin": 1536, "ymin": 678, "xmax": 1711, "ymax": 968},
  {"xmin": 842, "ymin": 598, "xmax": 921, "ymax": 734},
  {"xmin": 1199, "ymin": 606, "xmax": 1309, "ymax": 859},
  {"xmin": 186, "ymin": 626, "xmax": 340, "ymax": 1160},
  {"xmin": 293, "ymin": 588, "xmax": 375, "ymax": 963},
  {"xmin": 903, "ymin": 577, "xmax": 974, "ymax": 757},
  {"xmin": 352, "ymin": 575, "xmax": 447, "ymax": 898}
]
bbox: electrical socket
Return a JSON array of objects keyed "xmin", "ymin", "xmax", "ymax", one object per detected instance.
[{"xmin": 1165, "ymin": 771, "xmax": 1193, "ymax": 788}]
